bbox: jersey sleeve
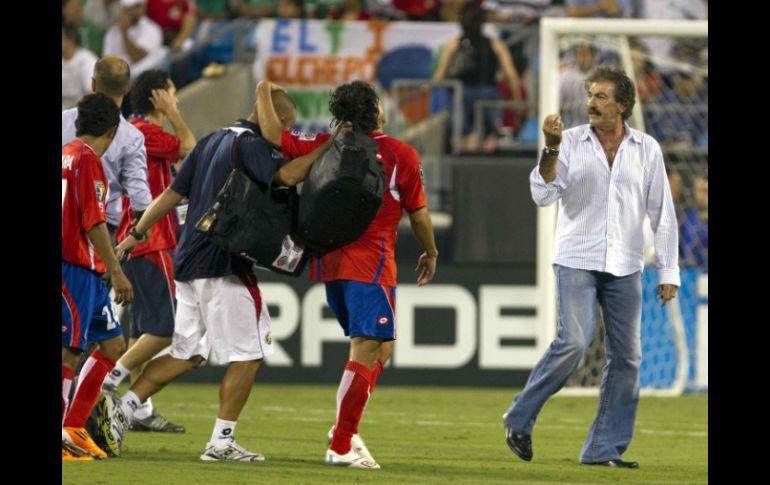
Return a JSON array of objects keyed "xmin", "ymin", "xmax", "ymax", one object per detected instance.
[
  {"xmin": 396, "ymin": 144, "xmax": 427, "ymax": 212},
  {"xmin": 77, "ymin": 152, "xmax": 108, "ymax": 231},
  {"xmin": 143, "ymin": 124, "xmax": 181, "ymax": 162},
  {"xmin": 280, "ymin": 130, "xmax": 330, "ymax": 159}
]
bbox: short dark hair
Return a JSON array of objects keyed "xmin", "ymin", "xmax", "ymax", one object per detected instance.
[
  {"xmin": 328, "ymin": 81, "xmax": 379, "ymax": 133},
  {"xmin": 75, "ymin": 93, "xmax": 120, "ymax": 137},
  {"xmin": 131, "ymin": 69, "xmax": 171, "ymax": 115},
  {"xmin": 62, "ymin": 23, "xmax": 79, "ymax": 45},
  {"xmin": 94, "ymin": 56, "xmax": 131, "ymax": 98},
  {"xmin": 585, "ymin": 65, "xmax": 636, "ymax": 120}
]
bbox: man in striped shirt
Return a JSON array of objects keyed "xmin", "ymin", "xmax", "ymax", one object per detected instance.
[{"xmin": 503, "ymin": 66, "xmax": 680, "ymax": 469}]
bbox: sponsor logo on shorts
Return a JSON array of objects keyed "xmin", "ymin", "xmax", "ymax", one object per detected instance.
[
  {"xmin": 265, "ymin": 332, "xmax": 272, "ymax": 344},
  {"xmin": 377, "ymin": 315, "xmax": 389, "ymax": 325},
  {"xmin": 62, "ymin": 325, "xmax": 67, "ymax": 333}
]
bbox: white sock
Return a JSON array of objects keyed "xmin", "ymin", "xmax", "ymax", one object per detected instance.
[
  {"xmin": 211, "ymin": 418, "xmax": 237, "ymax": 445},
  {"xmin": 120, "ymin": 390, "xmax": 142, "ymax": 421},
  {"xmin": 103, "ymin": 362, "xmax": 130, "ymax": 387},
  {"xmin": 133, "ymin": 397, "xmax": 154, "ymax": 420}
]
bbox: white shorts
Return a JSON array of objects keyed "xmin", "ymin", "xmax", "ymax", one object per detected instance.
[{"xmin": 170, "ymin": 274, "xmax": 274, "ymax": 363}]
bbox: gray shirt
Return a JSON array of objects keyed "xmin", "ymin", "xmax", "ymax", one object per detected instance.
[{"xmin": 62, "ymin": 108, "xmax": 151, "ymax": 226}]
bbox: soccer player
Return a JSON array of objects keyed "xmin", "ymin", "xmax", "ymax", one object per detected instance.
[
  {"xmin": 62, "ymin": 93, "xmax": 134, "ymax": 460},
  {"xmin": 258, "ymin": 80, "xmax": 439, "ymax": 469},
  {"xmin": 107, "ymin": 85, "xmax": 331, "ymax": 461},
  {"xmin": 102, "ymin": 69, "xmax": 196, "ymax": 433}
]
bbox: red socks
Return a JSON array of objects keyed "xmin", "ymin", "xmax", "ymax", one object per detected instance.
[
  {"xmin": 63, "ymin": 350, "xmax": 115, "ymax": 428},
  {"xmin": 370, "ymin": 360, "xmax": 384, "ymax": 393},
  {"xmin": 62, "ymin": 364, "xmax": 75, "ymax": 424},
  {"xmin": 331, "ymin": 361, "xmax": 373, "ymax": 454}
]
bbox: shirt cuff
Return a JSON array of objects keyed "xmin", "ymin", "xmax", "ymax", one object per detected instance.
[{"xmin": 657, "ymin": 268, "xmax": 681, "ymax": 287}]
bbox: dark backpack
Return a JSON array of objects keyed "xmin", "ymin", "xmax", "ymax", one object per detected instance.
[
  {"xmin": 195, "ymin": 130, "xmax": 307, "ymax": 276},
  {"xmin": 294, "ymin": 130, "xmax": 385, "ymax": 254}
]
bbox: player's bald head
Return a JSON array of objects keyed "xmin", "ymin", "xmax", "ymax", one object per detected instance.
[
  {"xmin": 93, "ymin": 56, "xmax": 131, "ymax": 98},
  {"xmin": 272, "ymin": 90, "xmax": 297, "ymax": 128}
]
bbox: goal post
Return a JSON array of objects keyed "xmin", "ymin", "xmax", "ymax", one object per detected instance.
[{"xmin": 537, "ymin": 18, "xmax": 707, "ymax": 396}]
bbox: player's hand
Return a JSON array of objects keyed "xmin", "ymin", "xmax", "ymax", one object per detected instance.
[
  {"xmin": 657, "ymin": 284, "xmax": 678, "ymax": 307},
  {"xmin": 115, "ymin": 237, "xmax": 138, "ymax": 262},
  {"xmin": 415, "ymin": 252, "xmax": 437, "ymax": 286},
  {"xmin": 542, "ymin": 114, "xmax": 563, "ymax": 148},
  {"xmin": 110, "ymin": 269, "xmax": 134, "ymax": 305}
]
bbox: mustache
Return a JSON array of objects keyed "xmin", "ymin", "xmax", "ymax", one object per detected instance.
[{"xmin": 588, "ymin": 109, "xmax": 601, "ymax": 115}]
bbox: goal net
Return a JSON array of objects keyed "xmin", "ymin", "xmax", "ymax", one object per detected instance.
[{"xmin": 537, "ymin": 18, "xmax": 708, "ymax": 396}]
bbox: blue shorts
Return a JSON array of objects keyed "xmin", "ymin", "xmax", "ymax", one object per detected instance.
[
  {"xmin": 61, "ymin": 261, "xmax": 123, "ymax": 351},
  {"xmin": 122, "ymin": 249, "xmax": 176, "ymax": 338},
  {"xmin": 325, "ymin": 280, "xmax": 396, "ymax": 340}
]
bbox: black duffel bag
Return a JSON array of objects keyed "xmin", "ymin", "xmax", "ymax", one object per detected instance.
[
  {"xmin": 294, "ymin": 129, "xmax": 385, "ymax": 254},
  {"xmin": 195, "ymin": 131, "xmax": 307, "ymax": 276}
]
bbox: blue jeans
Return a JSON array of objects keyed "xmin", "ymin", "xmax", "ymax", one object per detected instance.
[{"xmin": 503, "ymin": 264, "xmax": 642, "ymax": 463}]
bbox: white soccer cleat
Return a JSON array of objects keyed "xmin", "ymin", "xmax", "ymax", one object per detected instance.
[
  {"xmin": 325, "ymin": 447, "xmax": 380, "ymax": 469},
  {"xmin": 327, "ymin": 426, "xmax": 374, "ymax": 462},
  {"xmin": 200, "ymin": 440, "xmax": 266, "ymax": 462}
]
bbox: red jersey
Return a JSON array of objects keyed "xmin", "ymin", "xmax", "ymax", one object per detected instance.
[
  {"xmin": 62, "ymin": 140, "xmax": 109, "ymax": 274},
  {"xmin": 147, "ymin": 0, "xmax": 196, "ymax": 32},
  {"xmin": 281, "ymin": 130, "xmax": 427, "ymax": 287},
  {"xmin": 116, "ymin": 117, "xmax": 180, "ymax": 257}
]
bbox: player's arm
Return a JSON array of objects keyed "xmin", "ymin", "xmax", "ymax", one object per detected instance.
[
  {"xmin": 87, "ymin": 222, "xmax": 133, "ymax": 304},
  {"xmin": 256, "ymin": 80, "xmax": 286, "ymax": 148},
  {"xmin": 408, "ymin": 207, "xmax": 438, "ymax": 286},
  {"xmin": 273, "ymin": 137, "xmax": 333, "ymax": 187},
  {"xmin": 117, "ymin": 187, "xmax": 184, "ymax": 259}
]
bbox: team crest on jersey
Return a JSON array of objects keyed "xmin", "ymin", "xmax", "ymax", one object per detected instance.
[
  {"xmin": 419, "ymin": 165, "xmax": 425, "ymax": 185},
  {"xmin": 299, "ymin": 132, "xmax": 318, "ymax": 141},
  {"xmin": 94, "ymin": 181, "xmax": 106, "ymax": 204},
  {"xmin": 377, "ymin": 315, "xmax": 389, "ymax": 325}
]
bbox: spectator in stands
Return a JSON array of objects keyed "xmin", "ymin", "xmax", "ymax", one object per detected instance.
[
  {"xmin": 84, "ymin": 0, "xmax": 123, "ymax": 32},
  {"xmin": 629, "ymin": 38, "xmax": 663, "ymax": 103},
  {"xmin": 327, "ymin": 0, "xmax": 372, "ymax": 20},
  {"xmin": 680, "ymin": 175, "xmax": 707, "ymax": 267},
  {"xmin": 103, "ymin": 0, "xmax": 167, "ymax": 79},
  {"xmin": 234, "ymin": 0, "xmax": 279, "ymax": 18},
  {"xmin": 147, "ymin": 0, "xmax": 198, "ymax": 51},
  {"xmin": 276, "ymin": 0, "xmax": 307, "ymax": 18},
  {"xmin": 559, "ymin": 41, "xmax": 597, "ymax": 129},
  {"xmin": 646, "ymin": 67, "xmax": 708, "ymax": 149},
  {"xmin": 64, "ymin": 0, "xmax": 105, "ymax": 55},
  {"xmin": 62, "ymin": 24, "xmax": 98, "ymax": 110},
  {"xmin": 565, "ymin": 0, "xmax": 631, "ymax": 18},
  {"xmin": 637, "ymin": 0, "xmax": 707, "ymax": 72},
  {"xmin": 433, "ymin": 2, "xmax": 523, "ymax": 152},
  {"xmin": 389, "ymin": 0, "xmax": 441, "ymax": 21}
]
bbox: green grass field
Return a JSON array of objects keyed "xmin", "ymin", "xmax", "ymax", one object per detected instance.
[{"xmin": 63, "ymin": 384, "xmax": 707, "ymax": 484}]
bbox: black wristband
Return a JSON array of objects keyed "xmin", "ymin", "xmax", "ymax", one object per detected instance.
[
  {"xmin": 129, "ymin": 227, "xmax": 147, "ymax": 242},
  {"xmin": 542, "ymin": 146, "xmax": 560, "ymax": 157}
]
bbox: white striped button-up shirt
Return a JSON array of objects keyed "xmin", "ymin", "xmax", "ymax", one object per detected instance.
[{"xmin": 530, "ymin": 123, "xmax": 680, "ymax": 286}]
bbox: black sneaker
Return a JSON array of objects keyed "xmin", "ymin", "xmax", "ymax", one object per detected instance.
[{"xmin": 130, "ymin": 411, "xmax": 185, "ymax": 433}]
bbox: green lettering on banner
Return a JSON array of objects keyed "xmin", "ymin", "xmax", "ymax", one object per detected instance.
[
  {"xmin": 288, "ymin": 89, "xmax": 331, "ymax": 118},
  {"xmin": 325, "ymin": 21, "xmax": 344, "ymax": 56}
]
